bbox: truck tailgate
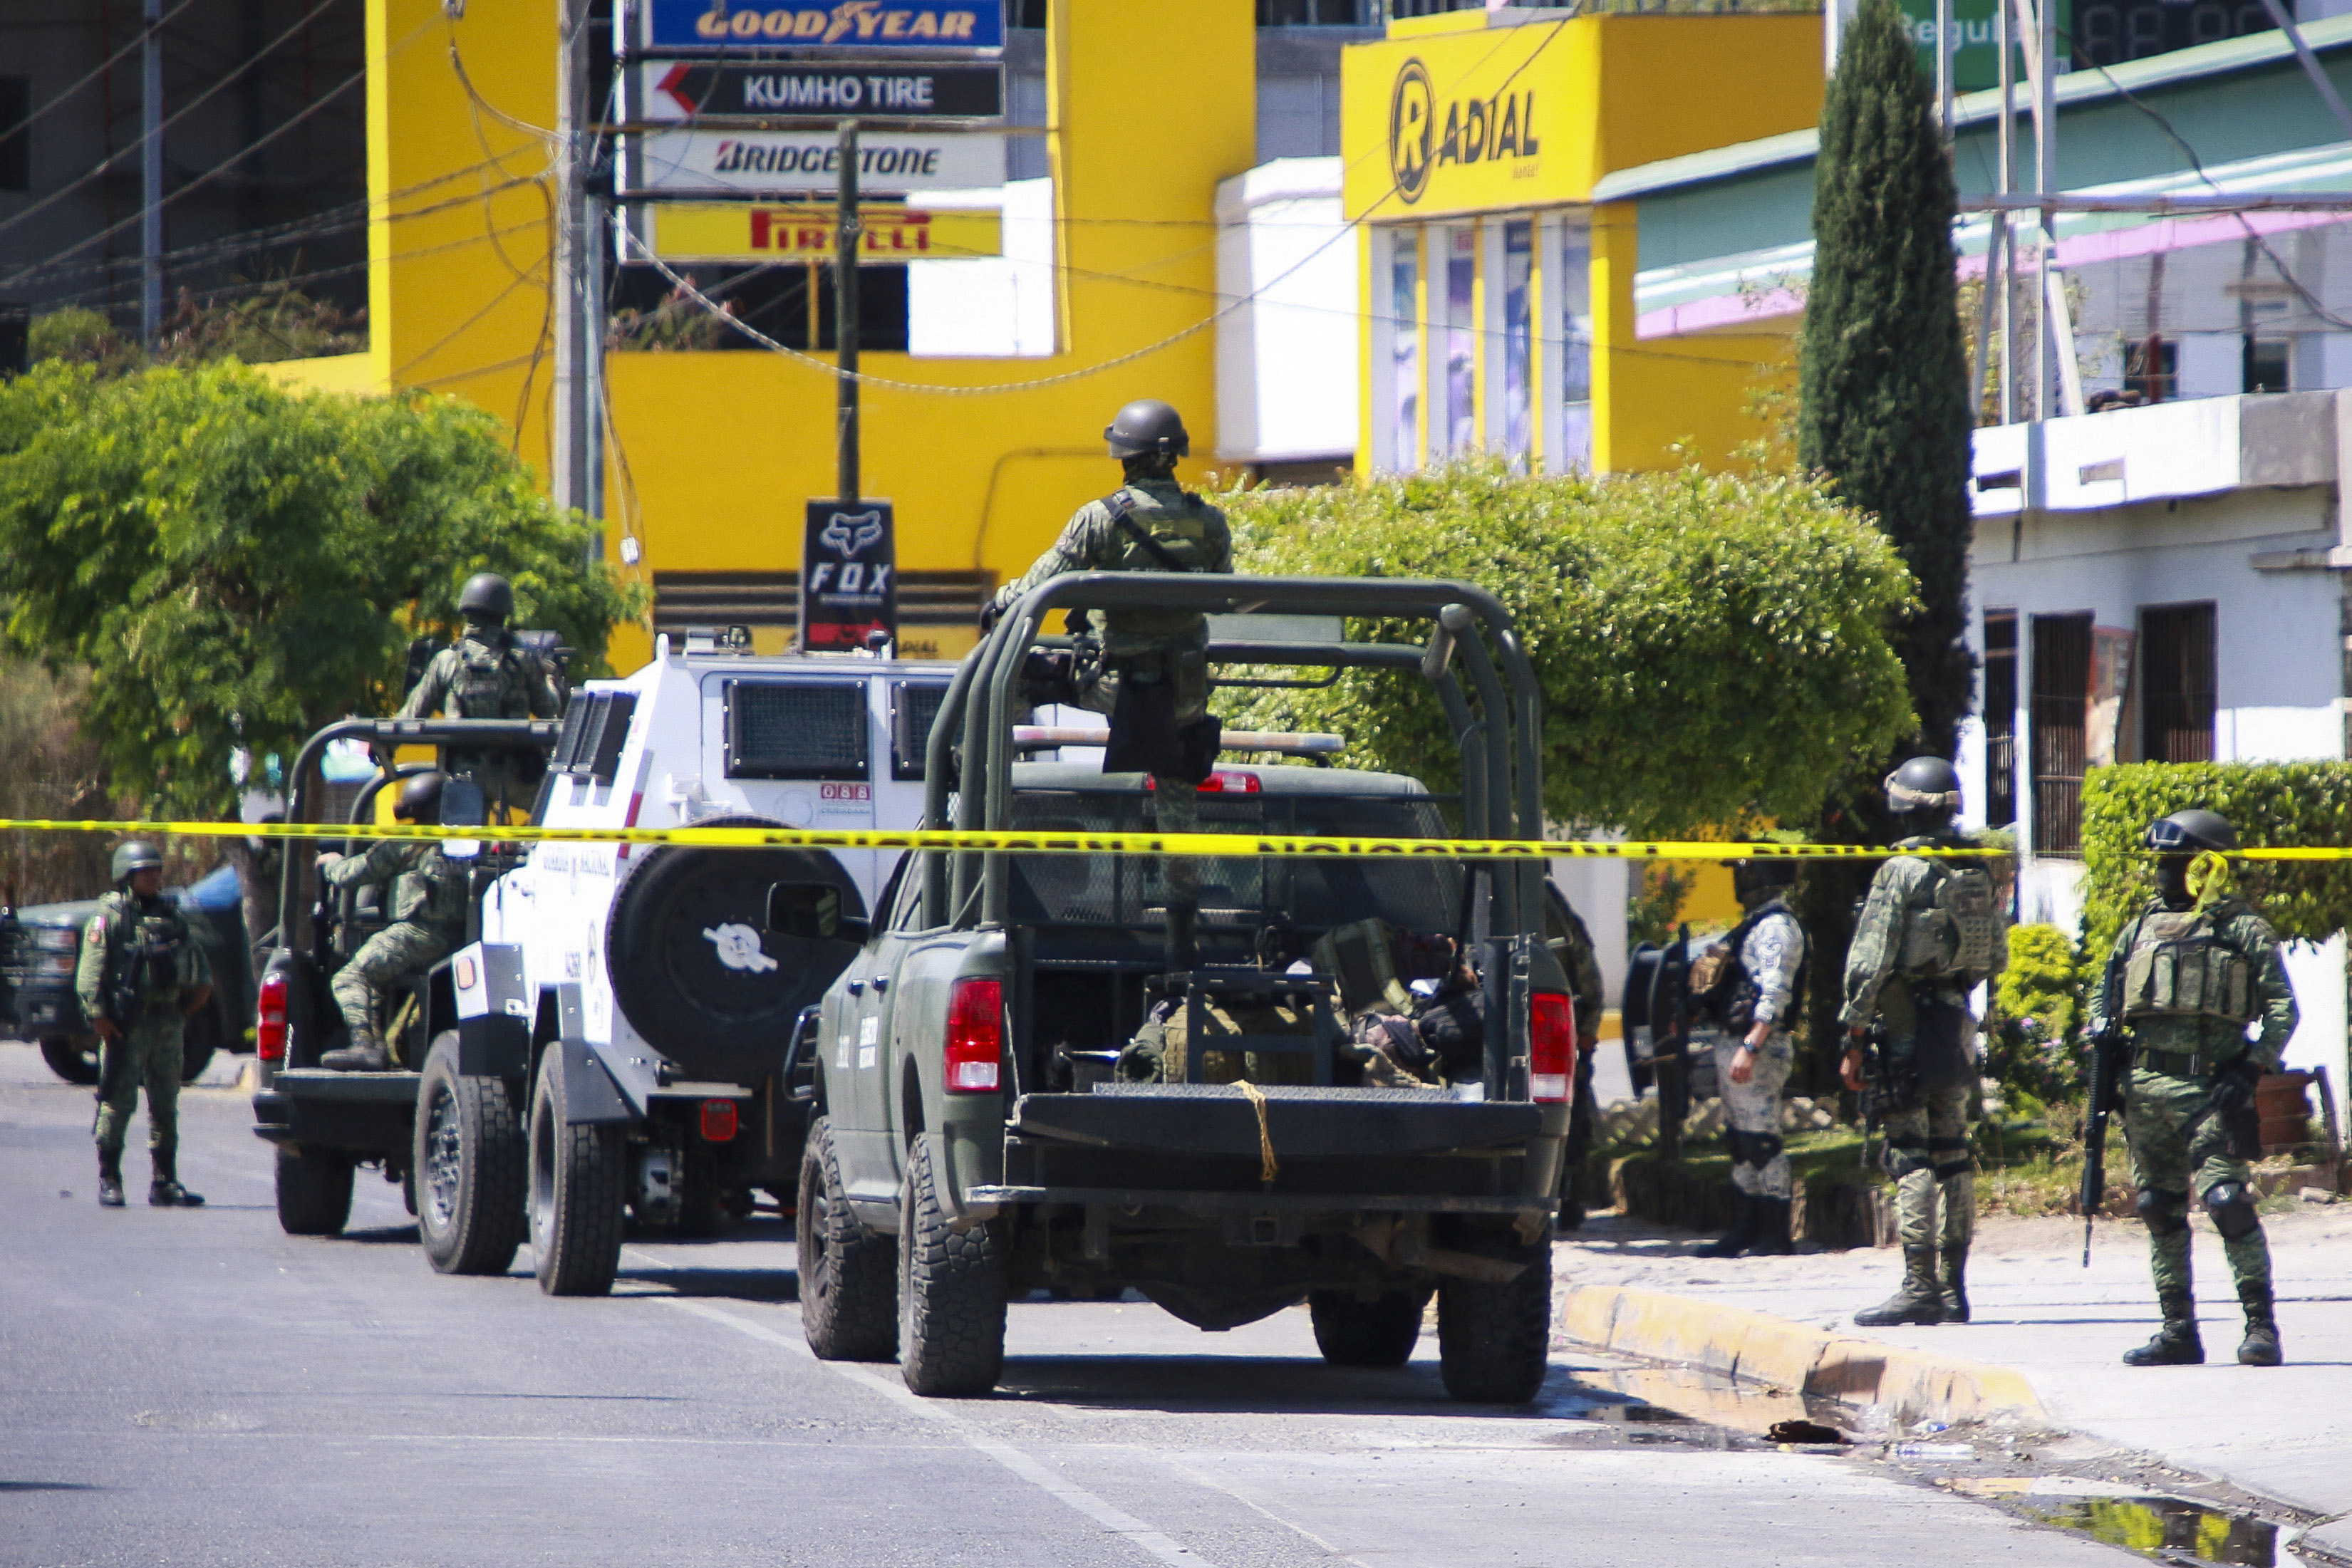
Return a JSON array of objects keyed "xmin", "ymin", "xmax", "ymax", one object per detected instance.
[{"xmin": 1010, "ymin": 1084, "xmax": 1540, "ymax": 1161}]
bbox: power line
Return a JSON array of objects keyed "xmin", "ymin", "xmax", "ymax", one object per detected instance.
[{"xmin": 1, "ymin": 0, "xmax": 203, "ymax": 142}]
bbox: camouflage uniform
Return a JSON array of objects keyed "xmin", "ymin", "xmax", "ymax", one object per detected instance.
[
  {"xmin": 1840, "ymin": 837, "xmax": 2006, "ymax": 1252},
  {"xmin": 1706, "ymin": 903, "xmax": 1805, "ymax": 1201},
  {"xmin": 324, "ymin": 840, "xmax": 472, "ymax": 1059},
  {"xmin": 988, "ymin": 478, "xmax": 1232, "ymax": 893},
  {"xmin": 2090, "ymin": 895, "xmax": 2297, "ymax": 1302},
  {"xmin": 76, "ymin": 891, "xmax": 212, "ymax": 1164},
  {"xmin": 398, "ymin": 626, "xmax": 561, "ymax": 809}
]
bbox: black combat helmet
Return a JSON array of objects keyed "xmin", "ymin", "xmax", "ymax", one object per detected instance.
[
  {"xmin": 1104, "ymin": 399, "xmax": 1190, "ymax": 460},
  {"xmin": 2145, "ymin": 808, "xmax": 2236, "ymax": 855},
  {"xmin": 110, "ymin": 840, "xmax": 165, "ymax": 884},
  {"xmin": 457, "ymin": 572, "xmax": 515, "ymax": 625},
  {"xmin": 395, "ymin": 771, "xmax": 447, "ymax": 826},
  {"xmin": 1884, "ymin": 755, "xmax": 1963, "ymax": 821},
  {"xmin": 1731, "ymin": 854, "xmax": 1798, "ymax": 908}
]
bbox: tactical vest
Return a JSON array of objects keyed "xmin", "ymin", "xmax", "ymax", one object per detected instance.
[
  {"xmin": 1897, "ymin": 853, "xmax": 2002, "ymax": 981},
  {"xmin": 1691, "ymin": 898, "xmax": 1806, "ymax": 1034},
  {"xmin": 389, "ymin": 846, "xmax": 471, "ymax": 935},
  {"xmin": 2120, "ymin": 905, "xmax": 2259, "ymax": 1026},
  {"xmin": 450, "ymin": 633, "xmax": 532, "ymax": 720},
  {"xmin": 1093, "ymin": 487, "xmax": 1223, "ymax": 643},
  {"xmin": 102, "ymin": 894, "xmax": 188, "ymax": 1024}
]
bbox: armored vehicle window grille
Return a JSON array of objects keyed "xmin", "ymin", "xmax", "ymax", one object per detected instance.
[
  {"xmin": 551, "ymin": 695, "xmax": 591, "ymax": 770},
  {"xmin": 1003, "ymin": 789, "xmax": 1459, "ymax": 935},
  {"xmin": 550, "ymin": 692, "xmax": 637, "ymax": 782},
  {"xmin": 724, "ymin": 682, "xmax": 869, "ymax": 781},
  {"xmin": 890, "ymin": 681, "xmax": 950, "ymax": 780}
]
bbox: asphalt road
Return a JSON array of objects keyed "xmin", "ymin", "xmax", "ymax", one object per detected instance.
[{"xmin": 0, "ymin": 1044, "xmax": 2154, "ymax": 1568}]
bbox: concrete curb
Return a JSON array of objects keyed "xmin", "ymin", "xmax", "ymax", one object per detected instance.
[{"xmin": 1556, "ymin": 1284, "xmax": 2050, "ymax": 1428}]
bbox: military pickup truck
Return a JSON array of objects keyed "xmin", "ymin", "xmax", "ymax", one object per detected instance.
[
  {"xmin": 777, "ymin": 576, "xmax": 1577, "ymax": 1403},
  {"xmin": 2, "ymin": 862, "xmax": 257, "ymax": 1085}
]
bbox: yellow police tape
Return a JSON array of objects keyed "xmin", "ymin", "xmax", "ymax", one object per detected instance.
[{"xmin": 0, "ymin": 814, "xmax": 2034, "ymax": 861}]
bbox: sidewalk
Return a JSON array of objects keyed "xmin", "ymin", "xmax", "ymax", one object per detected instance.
[{"xmin": 1552, "ymin": 1203, "xmax": 2352, "ymax": 1530}]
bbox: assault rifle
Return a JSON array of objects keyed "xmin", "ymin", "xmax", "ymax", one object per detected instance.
[{"xmin": 2079, "ymin": 947, "xmax": 2131, "ymax": 1267}]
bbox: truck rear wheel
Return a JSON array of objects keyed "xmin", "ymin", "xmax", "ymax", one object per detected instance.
[
  {"xmin": 39, "ymin": 1036, "xmax": 98, "ymax": 1086},
  {"xmin": 797, "ymin": 1116, "xmax": 897, "ymax": 1361},
  {"xmin": 529, "ymin": 1047, "xmax": 626, "ymax": 1297},
  {"xmin": 1436, "ymin": 1227, "xmax": 1553, "ymax": 1404},
  {"xmin": 415, "ymin": 1033, "xmax": 527, "ymax": 1277},
  {"xmin": 275, "ymin": 1146, "xmax": 354, "ymax": 1236},
  {"xmin": 1309, "ymin": 1288, "xmax": 1429, "ymax": 1368},
  {"xmin": 897, "ymin": 1138, "xmax": 1005, "ymax": 1398}
]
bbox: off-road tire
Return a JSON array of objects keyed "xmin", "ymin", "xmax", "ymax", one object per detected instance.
[
  {"xmin": 275, "ymin": 1146, "xmax": 355, "ymax": 1236},
  {"xmin": 797, "ymin": 1116, "xmax": 898, "ymax": 1361},
  {"xmin": 1309, "ymin": 1288, "xmax": 1429, "ymax": 1368},
  {"xmin": 897, "ymin": 1138, "xmax": 1005, "ymax": 1397},
  {"xmin": 414, "ymin": 1032, "xmax": 527, "ymax": 1277},
  {"xmin": 1436, "ymin": 1226, "xmax": 1553, "ymax": 1404},
  {"xmin": 39, "ymin": 1035, "xmax": 99, "ymax": 1086},
  {"xmin": 529, "ymin": 1048, "xmax": 626, "ymax": 1297}
]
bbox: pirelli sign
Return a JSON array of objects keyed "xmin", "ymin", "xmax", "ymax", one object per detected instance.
[{"xmin": 650, "ymin": 202, "xmax": 1003, "ymax": 263}]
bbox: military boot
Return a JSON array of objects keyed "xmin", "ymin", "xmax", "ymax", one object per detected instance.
[
  {"xmin": 2122, "ymin": 1292, "xmax": 2205, "ymax": 1366},
  {"xmin": 321, "ymin": 1032, "xmax": 390, "ymax": 1072},
  {"xmin": 1747, "ymin": 1197, "xmax": 1796, "ymax": 1257},
  {"xmin": 1939, "ymin": 1245, "xmax": 1971, "ymax": 1324},
  {"xmin": 2236, "ymin": 1281, "xmax": 2282, "ymax": 1367},
  {"xmin": 97, "ymin": 1148, "xmax": 125, "ymax": 1209},
  {"xmin": 1853, "ymin": 1247, "xmax": 1948, "ymax": 1326},
  {"xmin": 1694, "ymin": 1192, "xmax": 1759, "ymax": 1258},
  {"xmin": 148, "ymin": 1151, "xmax": 204, "ymax": 1208}
]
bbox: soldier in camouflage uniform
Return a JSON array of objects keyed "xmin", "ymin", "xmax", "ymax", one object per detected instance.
[
  {"xmin": 2088, "ymin": 809, "xmax": 2297, "ymax": 1368},
  {"xmin": 78, "ymin": 841, "xmax": 213, "ymax": 1208},
  {"xmin": 398, "ymin": 572, "xmax": 561, "ymax": 813},
  {"xmin": 1694, "ymin": 857, "xmax": 1807, "ymax": 1257},
  {"xmin": 1840, "ymin": 757, "xmax": 2007, "ymax": 1325},
  {"xmin": 983, "ymin": 400, "xmax": 1231, "ymax": 970},
  {"xmin": 1544, "ymin": 881, "xmax": 1610, "ymax": 1228},
  {"xmin": 316, "ymin": 773, "xmax": 473, "ymax": 1072}
]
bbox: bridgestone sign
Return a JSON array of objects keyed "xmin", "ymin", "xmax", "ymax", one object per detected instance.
[{"xmin": 623, "ymin": 129, "xmax": 1006, "ymax": 198}]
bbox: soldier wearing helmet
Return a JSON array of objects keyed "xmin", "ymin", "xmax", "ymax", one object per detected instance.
[
  {"xmin": 2088, "ymin": 808, "xmax": 2297, "ymax": 1368},
  {"xmin": 314, "ymin": 772, "xmax": 473, "ymax": 1073},
  {"xmin": 398, "ymin": 571, "xmax": 561, "ymax": 812},
  {"xmin": 1840, "ymin": 756, "xmax": 2009, "ymax": 1326},
  {"xmin": 1690, "ymin": 853, "xmax": 1807, "ymax": 1258},
  {"xmin": 76, "ymin": 840, "xmax": 213, "ymax": 1208},
  {"xmin": 980, "ymin": 400, "xmax": 1233, "ymax": 971}
]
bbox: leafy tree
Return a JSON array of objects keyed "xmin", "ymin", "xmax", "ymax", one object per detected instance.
[
  {"xmin": 0, "ymin": 360, "xmax": 642, "ymax": 929},
  {"xmin": 1799, "ymin": 0, "xmax": 1975, "ymax": 763},
  {"xmin": 1216, "ymin": 460, "xmax": 1917, "ymax": 838}
]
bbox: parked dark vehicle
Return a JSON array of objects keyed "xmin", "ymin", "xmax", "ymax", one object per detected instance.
[
  {"xmin": 2, "ymin": 862, "xmax": 259, "ymax": 1086},
  {"xmin": 789, "ymin": 574, "xmax": 1577, "ymax": 1403}
]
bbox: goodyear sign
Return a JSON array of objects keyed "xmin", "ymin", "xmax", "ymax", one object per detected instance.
[
  {"xmin": 651, "ymin": 202, "xmax": 1001, "ymax": 262},
  {"xmin": 643, "ymin": 0, "xmax": 1005, "ymax": 51}
]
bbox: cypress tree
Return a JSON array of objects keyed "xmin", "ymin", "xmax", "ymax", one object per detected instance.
[
  {"xmin": 1799, "ymin": 0, "xmax": 1975, "ymax": 760},
  {"xmin": 1796, "ymin": 0, "xmax": 1978, "ymax": 1091}
]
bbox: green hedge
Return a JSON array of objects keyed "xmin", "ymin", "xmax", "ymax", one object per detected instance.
[
  {"xmin": 2079, "ymin": 762, "xmax": 2352, "ymax": 962},
  {"xmin": 1988, "ymin": 923, "xmax": 2085, "ymax": 1101}
]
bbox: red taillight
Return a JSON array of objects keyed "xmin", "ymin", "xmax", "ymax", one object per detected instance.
[
  {"xmin": 945, "ymin": 977, "xmax": 1003, "ymax": 1094},
  {"xmin": 1530, "ymin": 991, "xmax": 1575, "ymax": 1103},
  {"xmin": 1144, "ymin": 771, "xmax": 1259, "ymax": 793},
  {"xmin": 700, "ymin": 1099, "xmax": 738, "ymax": 1142},
  {"xmin": 257, "ymin": 972, "xmax": 288, "ymax": 1063}
]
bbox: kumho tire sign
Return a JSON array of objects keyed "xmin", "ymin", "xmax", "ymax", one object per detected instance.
[
  {"xmin": 642, "ymin": 0, "xmax": 1005, "ymax": 51},
  {"xmin": 623, "ymin": 129, "xmax": 1006, "ymax": 198}
]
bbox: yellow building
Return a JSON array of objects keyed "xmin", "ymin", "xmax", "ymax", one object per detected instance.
[
  {"xmin": 276, "ymin": 0, "xmax": 1262, "ymax": 673},
  {"xmin": 1338, "ymin": 9, "xmax": 1823, "ymax": 479}
]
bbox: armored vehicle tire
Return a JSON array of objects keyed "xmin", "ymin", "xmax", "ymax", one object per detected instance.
[
  {"xmin": 414, "ymin": 1033, "xmax": 527, "ymax": 1277},
  {"xmin": 1436, "ymin": 1227, "xmax": 1553, "ymax": 1404},
  {"xmin": 1308, "ymin": 1288, "xmax": 1430, "ymax": 1368},
  {"xmin": 275, "ymin": 1146, "xmax": 355, "ymax": 1236},
  {"xmin": 39, "ymin": 1035, "xmax": 98, "ymax": 1085},
  {"xmin": 897, "ymin": 1138, "xmax": 1006, "ymax": 1398},
  {"xmin": 603, "ymin": 817, "xmax": 861, "ymax": 1083},
  {"xmin": 797, "ymin": 1116, "xmax": 898, "ymax": 1361},
  {"xmin": 529, "ymin": 1047, "xmax": 626, "ymax": 1297}
]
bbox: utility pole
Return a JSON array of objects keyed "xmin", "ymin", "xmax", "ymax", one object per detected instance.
[
  {"xmin": 551, "ymin": 0, "xmax": 603, "ymax": 546},
  {"xmin": 1997, "ymin": 0, "xmax": 2015, "ymax": 425},
  {"xmin": 836, "ymin": 119, "xmax": 861, "ymax": 511},
  {"xmin": 140, "ymin": 0, "xmax": 163, "ymax": 346},
  {"xmin": 1935, "ymin": 0, "xmax": 1954, "ymax": 137}
]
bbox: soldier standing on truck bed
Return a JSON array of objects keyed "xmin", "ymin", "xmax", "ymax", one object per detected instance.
[
  {"xmin": 78, "ymin": 841, "xmax": 213, "ymax": 1208},
  {"xmin": 398, "ymin": 571, "xmax": 561, "ymax": 814},
  {"xmin": 980, "ymin": 400, "xmax": 1232, "ymax": 972},
  {"xmin": 314, "ymin": 773, "xmax": 471, "ymax": 1073}
]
